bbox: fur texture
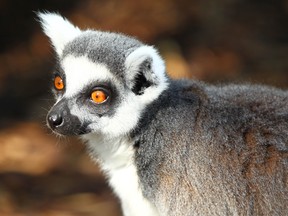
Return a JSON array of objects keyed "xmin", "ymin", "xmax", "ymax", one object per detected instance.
[
  {"xmin": 133, "ymin": 80, "xmax": 288, "ymax": 215},
  {"xmin": 39, "ymin": 12, "xmax": 288, "ymax": 216}
]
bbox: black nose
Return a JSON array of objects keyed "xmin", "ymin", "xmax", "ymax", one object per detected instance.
[{"xmin": 47, "ymin": 112, "xmax": 63, "ymax": 129}]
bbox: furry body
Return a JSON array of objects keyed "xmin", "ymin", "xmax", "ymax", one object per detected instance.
[
  {"xmin": 39, "ymin": 13, "xmax": 288, "ymax": 216},
  {"xmin": 134, "ymin": 80, "xmax": 288, "ymax": 215}
]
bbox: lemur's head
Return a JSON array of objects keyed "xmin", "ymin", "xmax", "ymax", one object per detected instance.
[{"xmin": 39, "ymin": 13, "xmax": 168, "ymax": 138}]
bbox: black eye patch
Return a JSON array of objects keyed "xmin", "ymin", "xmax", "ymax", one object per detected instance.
[{"xmin": 74, "ymin": 81, "xmax": 120, "ymax": 117}]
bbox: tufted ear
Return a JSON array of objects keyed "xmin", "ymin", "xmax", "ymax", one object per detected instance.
[
  {"xmin": 38, "ymin": 12, "xmax": 81, "ymax": 56},
  {"xmin": 125, "ymin": 46, "xmax": 167, "ymax": 95}
]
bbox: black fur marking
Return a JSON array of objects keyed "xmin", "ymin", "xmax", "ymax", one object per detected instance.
[
  {"xmin": 131, "ymin": 59, "xmax": 154, "ymax": 95},
  {"xmin": 132, "ymin": 71, "xmax": 152, "ymax": 95},
  {"xmin": 134, "ymin": 139, "xmax": 141, "ymax": 149}
]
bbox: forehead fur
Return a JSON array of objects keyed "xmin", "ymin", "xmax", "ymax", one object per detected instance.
[
  {"xmin": 62, "ymin": 55, "xmax": 117, "ymax": 98},
  {"xmin": 62, "ymin": 31, "xmax": 143, "ymax": 79}
]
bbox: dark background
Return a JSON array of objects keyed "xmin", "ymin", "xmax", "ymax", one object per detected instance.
[{"xmin": 0, "ymin": 0, "xmax": 287, "ymax": 215}]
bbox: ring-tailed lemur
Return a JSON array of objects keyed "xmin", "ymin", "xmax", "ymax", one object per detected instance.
[{"xmin": 39, "ymin": 12, "xmax": 288, "ymax": 216}]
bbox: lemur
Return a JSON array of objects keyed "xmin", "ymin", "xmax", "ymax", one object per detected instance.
[{"xmin": 39, "ymin": 12, "xmax": 288, "ymax": 216}]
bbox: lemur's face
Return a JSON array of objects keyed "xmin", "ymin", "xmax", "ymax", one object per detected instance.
[
  {"xmin": 40, "ymin": 13, "xmax": 167, "ymax": 138},
  {"xmin": 47, "ymin": 55, "xmax": 124, "ymax": 136}
]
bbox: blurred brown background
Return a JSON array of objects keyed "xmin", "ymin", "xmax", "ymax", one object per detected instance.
[{"xmin": 0, "ymin": 0, "xmax": 287, "ymax": 215}]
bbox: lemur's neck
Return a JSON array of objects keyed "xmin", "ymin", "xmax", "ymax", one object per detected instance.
[
  {"xmin": 82, "ymin": 133, "xmax": 160, "ymax": 216},
  {"xmin": 83, "ymin": 133, "xmax": 134, "ymax": 171}
]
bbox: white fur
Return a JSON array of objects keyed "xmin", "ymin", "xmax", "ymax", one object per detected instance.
[
  {"xmin": 83, "ymin": 134, "xmax": 159, "ymax": 216},
  {"xmin": 100, "ymin": 91, "xmax": 143, "ymax": 136},
  {"xmin": 62, "ymin": 55, "xmax": 117, "ymax": 98},
  {"xmin": 38, "ymin": 12, "xmax": 81, "ymax": 55},
  {"xmin": 100, "ymin": 87, "xmax": 168, "ymax": 137},
  {"xmin": 81, "ymin": 89, "xmax": 145, "ymax": 138}
]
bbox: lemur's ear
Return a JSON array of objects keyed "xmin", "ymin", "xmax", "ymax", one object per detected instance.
[
  {"xmin": 125, "ymin": 46, "xmax": 167, "ymax": 95},
  {"xmin": 38, "ymin": 12, "xmax": 81, "ymax": 56}
]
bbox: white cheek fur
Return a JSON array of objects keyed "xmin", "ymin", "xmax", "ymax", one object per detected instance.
[
  {"xmin": 101, "ymin": 92, "xmax": 143, "ymax": 136},
  {"xmin": 95, "ymin": 84, "xmax": 168, "ymax": 138}
]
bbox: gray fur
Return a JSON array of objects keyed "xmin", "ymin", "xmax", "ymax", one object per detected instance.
[
  {"xmin": 62, "ymin": 31, "xmax": 143, "ymax": 80},
  {"xmin": 133, "ymin": 80, "xmax": 288, "ymax": 215}
]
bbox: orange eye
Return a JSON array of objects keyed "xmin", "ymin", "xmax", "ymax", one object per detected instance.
[
  {"xmin": 91, "ymin": 90, "xmax": 108, "ymax": 104},
  {"xmin": 54, "ymin": 76, "xmax": 64, "ymax": 90}
]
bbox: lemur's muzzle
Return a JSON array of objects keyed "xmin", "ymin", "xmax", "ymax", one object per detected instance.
[{"xmin": 47, "ymin": 99, "xmax": 87, "ymax": 135}]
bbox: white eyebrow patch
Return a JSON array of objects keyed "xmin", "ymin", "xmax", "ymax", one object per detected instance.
[{"xmin": 62, "ymin": 55, "xmax": 116, "ymax": 97}]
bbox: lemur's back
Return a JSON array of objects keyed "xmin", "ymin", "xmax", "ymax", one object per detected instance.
[{"xmin": 135, "ymin": 80, "xmax": 288, "ymax": 216}]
